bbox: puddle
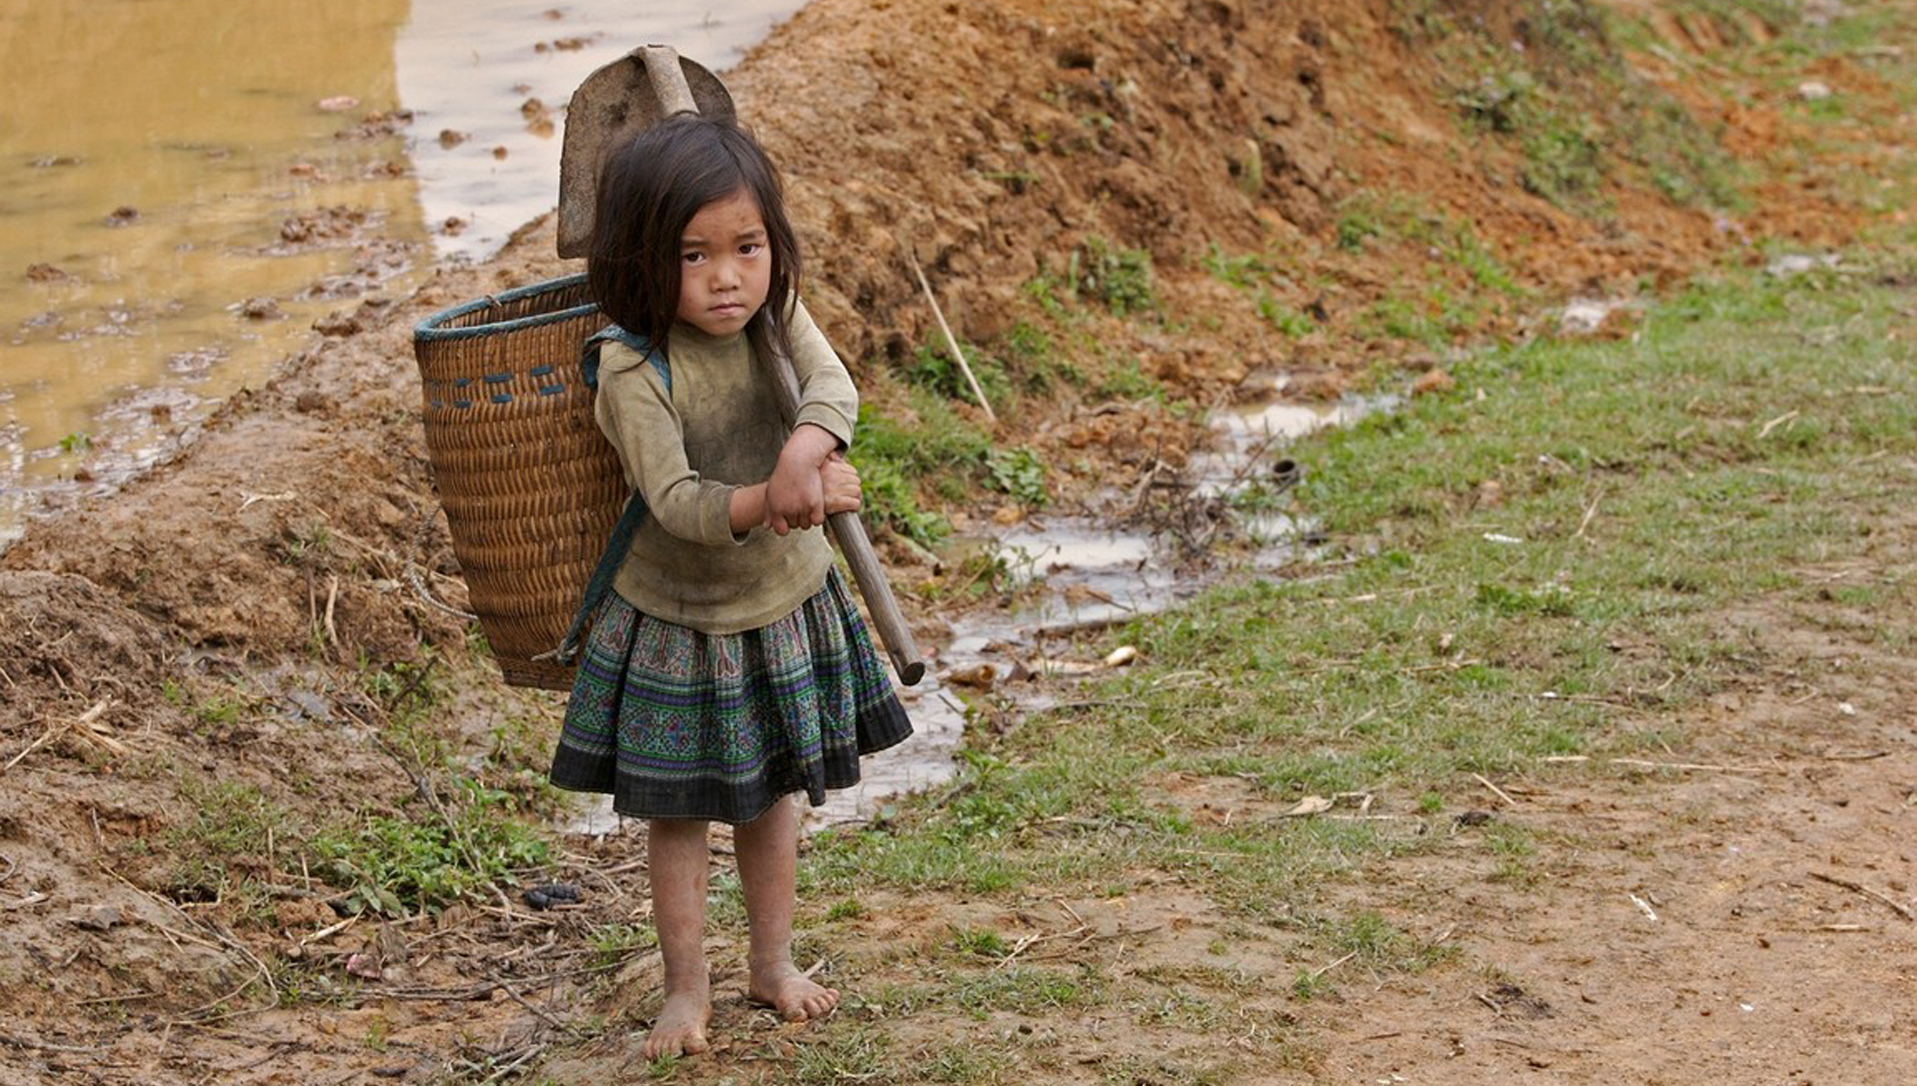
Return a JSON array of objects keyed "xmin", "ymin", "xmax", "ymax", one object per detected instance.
[
  {"xmin": 0, "ymin": 0, "xmax": 806, "ymax": 550},
  {"xmin": 949, "ymin": 388, "xmax": 1385, "ymax": 644}
]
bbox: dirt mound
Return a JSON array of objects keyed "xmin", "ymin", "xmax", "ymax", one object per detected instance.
[
  {"xmin": 0, "ymin": 570, "xmax": 174, "ymax": 721},
  {"xmin": 737, "ymin": 0, "xmax": 1753, "ymax": 376}
]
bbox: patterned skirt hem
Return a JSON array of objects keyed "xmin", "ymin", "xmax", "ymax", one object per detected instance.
[
  {"xmin": 550, "ymin": 693, "xmax": 911, "ymax": 823},
  {"xmin": 547, "ymin": 569, "xmax": 914, "ymax": 825}
]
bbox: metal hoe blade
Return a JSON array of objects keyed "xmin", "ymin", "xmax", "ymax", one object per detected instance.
[{"xmin": 556, "ymin": 46, "xmax": 736, "ymax": 259}]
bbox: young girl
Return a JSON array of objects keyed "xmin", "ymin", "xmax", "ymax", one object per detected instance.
[{"xmin": 548, "ymin": 115, "xmax": 912, "ymax": 1059}]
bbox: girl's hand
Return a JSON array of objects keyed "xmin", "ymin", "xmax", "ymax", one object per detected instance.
[
  {"xmin": 764, "ymin": 424, "xmax": 838, "ymax": 535},
  {"xmin": 821, "ymin": 452, "xmax": 861, "ymax": 515}
]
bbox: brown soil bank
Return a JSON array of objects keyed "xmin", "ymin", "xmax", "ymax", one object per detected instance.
[{"xmin": 0, "ymin": 0, "xmax": 1890, "ymax": 1082}]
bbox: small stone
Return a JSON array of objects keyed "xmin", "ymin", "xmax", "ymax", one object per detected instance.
[
  {"xmin": 238, "ymin": 297, "xmax": 283, "ymax": 321},
  {"xmin": 1411, "ymin": 368, "xmax": 1454, "ymax": 396},
  {"xmin": 69, "ymin": 904, "xmax": 125, "ymax": 931},
  {"xmin": 522, "ymin": 882, "xmax": 581, "ymax": 910},
  {"xmin": 312, "ymin": 311, "xmax": 362, "ymax": 337}
]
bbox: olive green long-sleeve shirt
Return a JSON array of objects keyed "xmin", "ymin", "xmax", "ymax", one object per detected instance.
[{"xmin": 594, "ymin": 300, "xmax": 857, "ymax": 634}]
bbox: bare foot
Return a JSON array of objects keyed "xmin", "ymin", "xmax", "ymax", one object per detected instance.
[
  {"xmin": 643, "ymin": 986, "xmax": 712, "ymax": 1060},
  {"xmin": 748, "ymin": 960, "xmax": 840, "ymax": 1021}
]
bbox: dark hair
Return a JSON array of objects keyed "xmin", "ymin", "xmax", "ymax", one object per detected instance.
[{"xmin": 587, "ymin": 115, "xmax": 801, "ymax": 361}]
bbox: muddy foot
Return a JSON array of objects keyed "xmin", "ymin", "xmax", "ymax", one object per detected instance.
[
  {"xmin": 748, "ymin": 961, "xmax": 840, "ymax": 1021},
  {"xmin": 643, "ymin": 989, "xmax": 712, "ymax": 1060}
]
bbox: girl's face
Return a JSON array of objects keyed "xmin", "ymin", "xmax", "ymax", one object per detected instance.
[{"xmin": 675, "ymin": 189, "xmax": 771, "ymax": 338}]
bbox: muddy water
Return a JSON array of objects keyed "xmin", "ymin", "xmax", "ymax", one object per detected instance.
[{"xmin": 0, "ymin": 0, "xmax": 804, "ymax": 548}]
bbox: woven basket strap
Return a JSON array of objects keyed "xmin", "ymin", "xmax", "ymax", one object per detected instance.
[{"xmin": 551, "ymin": 328, "xmax": 670, "ymax": 665}]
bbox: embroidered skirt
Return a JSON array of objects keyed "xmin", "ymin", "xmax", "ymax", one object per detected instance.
[{"xmin": 548, "ymin": 569, "xmax": 913, "ymax": 824}]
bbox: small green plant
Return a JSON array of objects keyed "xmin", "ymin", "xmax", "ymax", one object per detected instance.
[
  {"xmin": 1092, "ymin": 359, "xmax": 1164, "ymax": 401},
  {"xmin": 907, "ymin": 340, "xmax": 1010, "ymax": 405},
  {"xmin": 277, "ymin": 521, "xmax": 334, "ymax": 565},
  {"xmin": 309, "ymin": 777, "xmax": 550, "ymax": 915},
  {"xmin": 1336, "ymin": 210, "xmax": 1383, "ymax": 252},
  {"xmin": 1256, "ymin": 293, "xmax": 1316, "ymax": 336},
  {"xmin": 1003, "ymin": 320, "xmax": 1078, "ymax": 392},
  {"xmin": 1454, "ymin": 68, "xmax": 1534, "ymax": 134},
  {"xmin": 1202, "ymin": 244, "xmax": 1266, "ymax": 288},
  {"xmin": 1474, "ymin": 581, "xmax": 1576, "ymax": 617},
  {"xmin": 1290, "ymin": 968, "xmax": 1328, "ymax": 1001},
  {"xmin": 58, "ymin": 431, "xmax": 92, "ymax": 454},
  {"xmin": 858, "ymin": 456, "xmax": 951, "ymax": 549},
  {"xmin": 950, "ymin": 926, "xmax": 1011, "ymax": 960},
  {"xmin": 164, "ymin": 780, "xmax": 292, "ymax": 910},
  {"xmin": 587, "ymin": 923, "xmax": 658, "ymax": 968},
  {"xmin": 359, "ymin": 657, "xmax": 440, "ymax": 714},
  {"xmin": 986, "ymin": 447, "xmax": 1050, "ymax": 508},
  {"xmin": 1070, "ymin": 237, "xmax": 1156, "ymax": 315},
  {"xmin": 825, "ymin": 898, "xmax": 866, "ymax": 922}
]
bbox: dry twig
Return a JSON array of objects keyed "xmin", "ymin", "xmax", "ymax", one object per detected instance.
[
  {"xmin": 1542, "ymin": 755, "xmax": 1776, "ymax": 775},
  {"xmin": 1472, "ymin": 772, "xmax": 1519, "ymax": 807},
  {"xmin": 1810, "ymin": 872, "xmax": 1914, "ymax": 921},
  {"xmin": 4, "ymin": 698, "xmax": 117, "ymax": 771},
  {"xmin": 1572, "ymin": 485, "xmax": 1605, "ymax": 541}
]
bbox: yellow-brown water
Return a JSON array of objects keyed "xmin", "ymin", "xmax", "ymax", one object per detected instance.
[{"xmin": 0, "ymin": 0, "xmax": 804, "ymax": 547}]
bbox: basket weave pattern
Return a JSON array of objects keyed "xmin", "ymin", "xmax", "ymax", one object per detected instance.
[{"xmin": 414, "ymin": 274, "xmax": 620, "ymax": 690}]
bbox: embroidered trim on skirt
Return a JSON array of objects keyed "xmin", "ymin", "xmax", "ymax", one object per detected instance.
[{"xmin": 549, "ymin": 568, "xmax": 913, "ymax": 824}]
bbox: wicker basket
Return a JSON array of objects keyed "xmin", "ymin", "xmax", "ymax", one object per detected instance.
[{"xmin": 414, "ymin": 274, "xmax": 621, "ymax": 690}]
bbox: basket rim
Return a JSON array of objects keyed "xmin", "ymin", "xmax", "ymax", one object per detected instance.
[{"xmin": 414, "ymin": 272, "xmax": 599, "ymax": 342}]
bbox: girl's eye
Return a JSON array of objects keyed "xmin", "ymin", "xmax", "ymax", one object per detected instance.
[
  {"xmin": 681, "ymin": 251, "xmax": 706, "ymax": 265},
  {"xmin": 740, "ymin": 242, "xmax": 764, "ymax": 256}
]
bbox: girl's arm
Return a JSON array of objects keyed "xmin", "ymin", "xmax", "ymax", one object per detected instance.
[
  {"xmin": 763, "ymin": 422, "xmax": 840, "ymax": 535},
  {"xmin": 728, "ymin": 448, "xmax": 860, "ymax": 534},
  {"xmin": 764, "ymin": 300, "xmax": 858, "ymax": 535},
  {"xmin": 595, "ymin": 345, "xmax": 742, "ymax": 546}
]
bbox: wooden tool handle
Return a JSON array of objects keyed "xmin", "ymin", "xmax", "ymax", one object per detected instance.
[
  {"xmin": 640, "ymin": 45, "xmax": 699, "ymax": 116},
  {"xmin": 766, "ymin": 351, "xmax": 928, "ymax": 687}
]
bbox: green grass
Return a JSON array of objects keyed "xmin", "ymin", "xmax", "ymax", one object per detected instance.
[{"xmin": 804, "ymin": 246, "xmax": 1917, "ymax": 1015}]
